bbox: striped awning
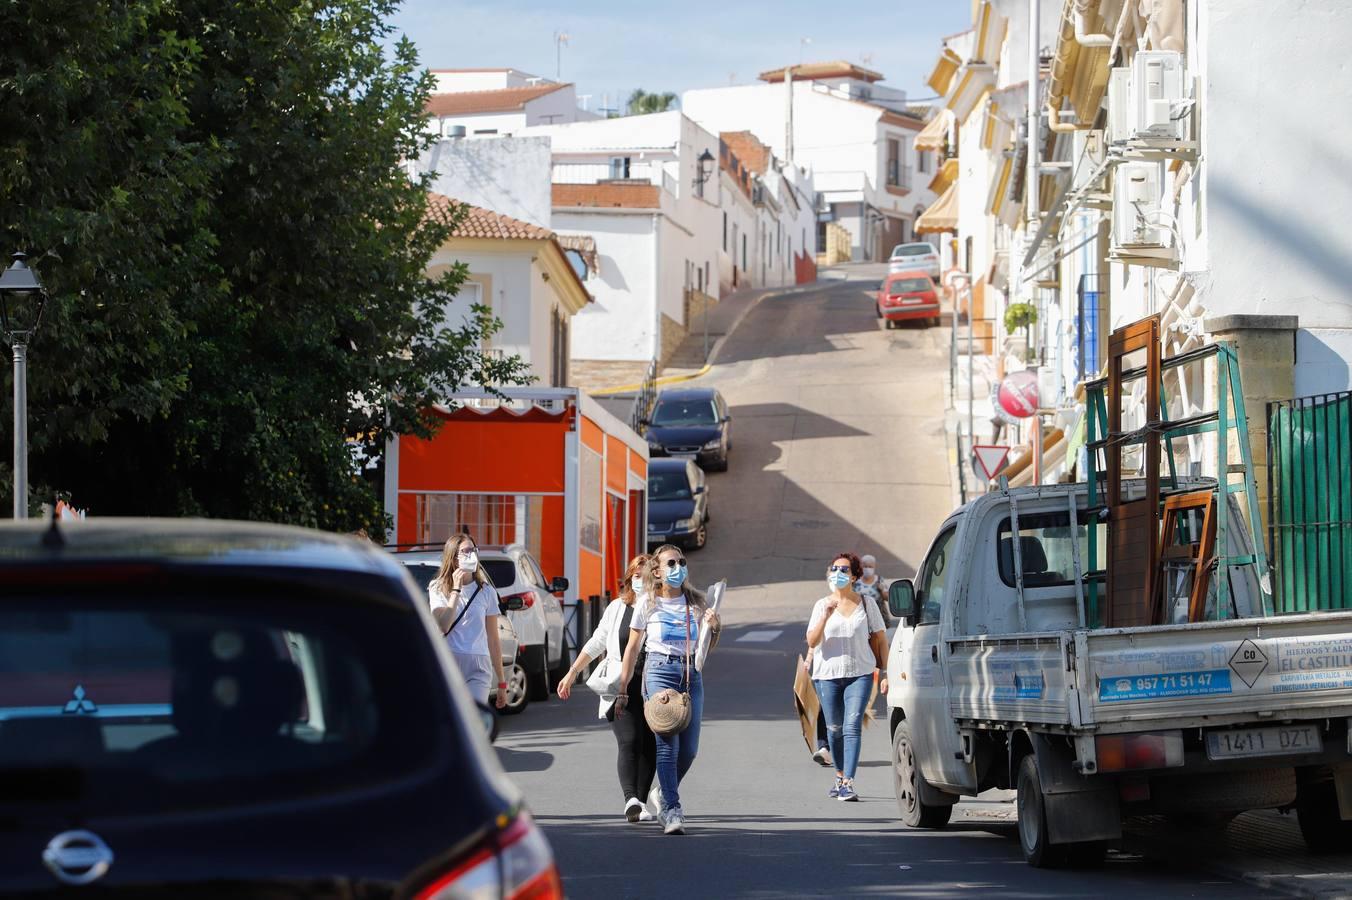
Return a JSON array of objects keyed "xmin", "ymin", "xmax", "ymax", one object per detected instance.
[
  {"xmin": 916, "ymin": 183, "xmax": 959, "ymax": 234},
  {"xmin": 913, "ymin": 110, "xmax": 949, "ymax": 153}
]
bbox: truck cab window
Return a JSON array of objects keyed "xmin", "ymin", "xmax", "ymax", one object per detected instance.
[{"xmin": 917, "ymin": 527, "xmax": 957, "ymax": 625}]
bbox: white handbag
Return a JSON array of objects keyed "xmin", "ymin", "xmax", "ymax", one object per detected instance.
[{"xmin": 585, "ymin": 657, "xmax": 623, "ymax": 699}]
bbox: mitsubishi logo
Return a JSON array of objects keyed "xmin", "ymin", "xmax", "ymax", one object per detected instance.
[
  {"xmin": 63, "ymin": 685, "xmax": 97, "ymax": 715},
  {"xmin": 42, "ymin": 830, "xmax": 114, "ymax": 885}
]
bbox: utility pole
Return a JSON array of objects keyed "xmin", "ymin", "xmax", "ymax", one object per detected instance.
[
  {"xmin": 554, "ymin": 31, "xmax": 569, "ymax": 81},
  {"xmin": 1027, "ymin": 0, "xmax": 1043, "ymax": 486},
  {"xmin": 785, "ymin": 65, "xmax": 794, "ymax": 162}
]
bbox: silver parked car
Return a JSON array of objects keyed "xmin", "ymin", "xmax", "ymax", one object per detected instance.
[
  {"xmin": 888, "ymin": 241, "xmax": 941, "ymax": 278},
  {"xmin": 399, "ymin": 557, "xmax": 530, "ymax": 715}
]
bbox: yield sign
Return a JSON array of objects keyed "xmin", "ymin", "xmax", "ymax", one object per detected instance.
[{"xmin": 972, "ymin": 445, "xmax": 1011, "ymax": 481}]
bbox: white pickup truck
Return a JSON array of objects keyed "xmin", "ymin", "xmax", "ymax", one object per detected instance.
[{"xmin": 884, "ymin": 480, "xmax": 1352, "ymax": 867}]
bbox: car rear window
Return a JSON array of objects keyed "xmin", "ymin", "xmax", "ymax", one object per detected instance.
[
  {"xmin": 481, "ymin": 559, "xmax": 516, "ymax": 589},
  {"xmin": 648, "ymin": 470, "xmax": 692, "ymax": 502},
  {"xmin": 892, "ymin": 244, "xmax": 933, "ymax": 257},
  {"xmin": 0, "ymin": 592, "xmax": 448, "ymax": 816},
  {"xmin": 889, "ymin": 278, "xmax": 932, "ymax": 293}
]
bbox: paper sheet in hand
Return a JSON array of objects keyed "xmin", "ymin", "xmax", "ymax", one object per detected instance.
[{"xmin": 694, "ymin": 580, "xmax": 725, "ymax": 672}]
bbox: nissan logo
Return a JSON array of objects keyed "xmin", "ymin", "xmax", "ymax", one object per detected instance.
[{"xmin": 42, "ymin": 830, "xmax": 114, "ymax": 886}]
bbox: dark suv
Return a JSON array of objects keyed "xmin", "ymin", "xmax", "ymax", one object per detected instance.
[{"xmin": 0, "ymin": 518, "xmax": 559, "ymax": 898}]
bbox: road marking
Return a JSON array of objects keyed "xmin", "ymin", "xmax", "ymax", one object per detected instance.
[{"xmin": 736, "ymin": 629, "xmax": 783, "ymax": 643}]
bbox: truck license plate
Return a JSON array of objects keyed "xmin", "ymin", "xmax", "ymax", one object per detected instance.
[{"xmin": 1205, "ymin": 725, "xmax": 1323, "ymax": 760}]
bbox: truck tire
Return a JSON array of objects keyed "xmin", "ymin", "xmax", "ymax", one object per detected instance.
[
  {"xmin": 1297, "ymin": 779, "xmax": 1352, "ymax": 854},
  {"xmin": 892, "ymin": 721, "xmax": 953, "ymax": 829},
  {"xmin": 1014, "ymin": 755, "xmax": 1106, "ymax": 868}
]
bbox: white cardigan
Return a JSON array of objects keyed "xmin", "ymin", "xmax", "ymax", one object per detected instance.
[{"xmin": 581, "ymin": 596, "xmax": 641, "ymax": 719}]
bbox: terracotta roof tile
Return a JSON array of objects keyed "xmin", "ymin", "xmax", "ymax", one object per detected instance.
[
  {"xmin": 426, "ymin": 83, "xmax": 568, "ymax": 117},
  {"xmin": 759, "ymin": 60, "xmax": 884, "ymax": 84},
  {"xmin": 427, "ymin": 193, "xmax": 554, "ymax": 240},
  {"xmin": 719, "ymin": 131, "xmax": 771, "ymax": 175}
]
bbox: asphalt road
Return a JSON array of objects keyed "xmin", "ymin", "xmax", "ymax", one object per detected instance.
[{"xmin": 495, "ymin": 275, "xmax": 1265, "ymax": 898}]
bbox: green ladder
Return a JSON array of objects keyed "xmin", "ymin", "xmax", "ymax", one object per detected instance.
[{"xmin": 1083, "ymin": 341, "xmax": 1273, "ymax": 626}]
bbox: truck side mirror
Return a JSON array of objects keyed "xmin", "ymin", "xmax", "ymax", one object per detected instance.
[{"xmin": 888, "ymin": 579, "xmax": 917, "ymax": 624}]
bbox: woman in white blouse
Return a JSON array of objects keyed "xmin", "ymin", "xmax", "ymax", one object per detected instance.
[
  {"xmin": 806, "ymin": 551, "xmax": 888, "ymax": 802},
  {"xmin": 556, "ymin": 555, "xmax": 659, "ymax": 824}
]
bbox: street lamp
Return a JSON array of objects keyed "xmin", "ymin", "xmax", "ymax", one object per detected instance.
[
  {"xmin": 694, "ymin": 148, "xmax": 715, "ymax": 194},
  {"xmin": 0, "ymin": 252, "xmax": 48, "ymax": 519}
]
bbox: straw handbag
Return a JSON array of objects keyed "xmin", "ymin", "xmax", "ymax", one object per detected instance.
[{"xmin": 644, "ymin": 602, "xmax": 693, "ymax": 736}]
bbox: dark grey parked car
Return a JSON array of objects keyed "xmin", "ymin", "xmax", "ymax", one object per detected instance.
[{"xmin": 0, "ymin": 518, "xmax": 560, "ymax": 898}]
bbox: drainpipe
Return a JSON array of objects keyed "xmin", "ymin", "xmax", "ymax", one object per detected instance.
[
  {"xmin": 1073, "ymin": 0, "xmax": 1112, "ymax": 46},
  {"xmin": 785, "ymin": 66, "xmax": 795, "ymax": 163},
  {"xmin": 652, "ymin": 213, "xmax": 662, "ymax": 363},
  {"xmin": 1027, "ymin": 0, "xmax": 1041, "ymax": 230}
]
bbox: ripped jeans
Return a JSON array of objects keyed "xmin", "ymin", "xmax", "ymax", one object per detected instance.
[{"xmin": 814, "ymin": 674, "xmax": 873, "ymax": 780}]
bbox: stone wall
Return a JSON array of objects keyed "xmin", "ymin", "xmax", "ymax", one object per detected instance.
[{"xmin": 659, "ymin": 313, "xmax": 687, "ymax": 368}]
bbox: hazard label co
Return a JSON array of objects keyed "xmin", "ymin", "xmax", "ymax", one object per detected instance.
[{"xmin": 1229, "ymin": 639, "xmax": 1269, "ymax": 689}]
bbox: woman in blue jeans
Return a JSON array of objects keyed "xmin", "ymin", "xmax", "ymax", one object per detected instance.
[
  {"xmin": 617, "ymin": 544, "xmax": 720, "ymax": 835},
  {"xmin": 806, "ymin": 551, "xmax": 888, "ymax": 801}
]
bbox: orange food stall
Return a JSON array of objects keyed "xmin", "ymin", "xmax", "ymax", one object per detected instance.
[{"xmin": 384, "ymin": 387, "xmax": 649, "ymax": 606}]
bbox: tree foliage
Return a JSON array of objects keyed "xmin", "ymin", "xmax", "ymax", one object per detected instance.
[
  {"xmin": 0, "ymin": 0, "xmax": 526, "ymax": 532},
  {"xmin": 626, "ymin": 89, "xmax": 678, "ymax": 116}
]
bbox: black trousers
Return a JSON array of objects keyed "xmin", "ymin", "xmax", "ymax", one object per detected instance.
[{"xmin": 606, "ymin": 656, "xmax": 657, "ymax": 803}]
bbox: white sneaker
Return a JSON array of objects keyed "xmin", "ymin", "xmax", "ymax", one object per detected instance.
[
  {"xmin": 663, "ymin": 806, "xmax": 685, "ymax": 835},
  {"xmin": 647, "ymin": 785, "xmax": 664, "ymax": 819},
  {"xmin": 638, "ymin": 806, "xmax": 654, "ymax": 822},
  {"xmin": 812, "ymin": 747, "xmax": 832, "ymax": 767},
  {"xmin": 624, "ymin": 797, "xmax": 644, "ymax": 823}
]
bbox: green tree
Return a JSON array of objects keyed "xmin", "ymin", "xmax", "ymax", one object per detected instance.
[
  {"xmin": 0, "ymin": 0, "xmax": 526, "ymax": 532},
  {"xmin": 626, "ymin": 89, "xmax": 678, "ymax": 116}
]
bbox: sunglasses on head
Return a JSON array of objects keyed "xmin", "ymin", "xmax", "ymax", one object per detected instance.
[
  {"xmin": 663, "ymin": 558, "xmax": 687, "ymax": 569},
  {"xmin": 828, "ymin": 564, "xmax": 851, "ymax": 573}
]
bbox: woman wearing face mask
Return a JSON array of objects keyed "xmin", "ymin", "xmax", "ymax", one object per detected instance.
[
  {"xmin": 854, "ymin": 554, "xmax": 892, "ymax": 627},
  {"xmin": 556, "ymin": 555, "xmax": 659, "ymax": 824},
  {"xmin": 429, "ymin": 533, "xmax": 506, "ymax": 709},
  {"xmin": 806, "ymin": 552, "xmax": 887, "ymax": 801},
  {"xmin": 617, "ymin": 545, "xmax": 720, "ymax": 835}
]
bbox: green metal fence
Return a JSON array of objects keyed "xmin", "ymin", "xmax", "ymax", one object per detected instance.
[{"xmin": 1268, "ymin": 390, "xmax": 1352, "ymax": 612}]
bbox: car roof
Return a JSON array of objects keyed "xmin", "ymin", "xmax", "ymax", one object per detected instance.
[
  {"xmin": 655, "ymin": 386, "xmax": 719, "ymax": 401},
  {"xmin": 649, "ymin": 457, "xmax": 694, "ymax": 472},
  {"xmin": 891, "ymin": 242, "xmax": 935, "ymax": 252},
  {"xmin": 885, "ymin": 270, "xmax": 935, "ymax": 281},
  {"xmin": 0, "ymin": 518, "xmax": 405, "ymax": 579}
]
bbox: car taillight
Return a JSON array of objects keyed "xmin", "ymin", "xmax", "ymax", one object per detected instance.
[
  {"xmin": 1094, "ymin": 731, "xmax": 1184, "ymax": 772},
  {"xmin": 505, "ymin": 591, "xmax": 535, "ymax": 609},
  {"xmin": 416, "ymin": 811, "xmax": 562, "ymax": 900}
]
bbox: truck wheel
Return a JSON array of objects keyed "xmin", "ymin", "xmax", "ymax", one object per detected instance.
[
  {"xmin": 892, "ymin": 722, "xmax": 952, "ymax": 828},
  {"xmin": 1017, "ymin": 755, "xmax": 1065, "ymax": 867},
  {"xmin": 1297, "ymin": 780, "xmax": 1352, "ymax": 854}
]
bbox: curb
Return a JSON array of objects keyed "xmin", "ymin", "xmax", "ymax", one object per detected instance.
[{"xmin": 588, "ymin": 364, "xmax": 713, "ymax": 397}]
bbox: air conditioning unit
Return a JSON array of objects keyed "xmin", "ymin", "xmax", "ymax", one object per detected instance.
[
  {"xmin": 1112, "ymin": 162, "xmax": 1165, "ymax": 248},
  {"xmin": 1130, "ymin": 51, "xmax": 1186, "ymax": 140},
  {"xmin": 1106, "ymin": 67, "xmax": 1131, "ymax": 144}
]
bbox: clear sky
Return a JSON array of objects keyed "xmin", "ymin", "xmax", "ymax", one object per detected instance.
[{"xmin": 388, "ymin": 0, "xmax": 973, "ymax": 113}]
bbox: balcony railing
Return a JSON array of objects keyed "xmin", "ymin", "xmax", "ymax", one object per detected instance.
[
  {"xmin": 551, "ymin": 161, "xmax": 679, "ymax": 199},
  {"xmin": 885, "ymin": 160, "xmax": 913, "ymax": 191}
]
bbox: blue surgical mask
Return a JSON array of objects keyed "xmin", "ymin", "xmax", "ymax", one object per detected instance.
[
  {"xmin": 664, "ymin": 565, "xmax": 687, "ymax": 587},
  {"xmin": 828, "ymin": 571, "xmax": 850, "ymax": 589}
]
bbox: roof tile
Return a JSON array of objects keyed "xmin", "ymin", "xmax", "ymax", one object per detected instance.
[
  {"xmin": 426, "ymin": 83, "xmax": 567, "ymax": 117},
  {"xmin": 427, "ymin": 193, "xmax": 555, "ymax": 241}
]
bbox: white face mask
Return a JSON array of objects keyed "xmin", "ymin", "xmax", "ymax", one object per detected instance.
[
  {"xmin": 458, "ymin": 551, "xmax": 479, "ymax": 572},
  {"xmin": 862, "ymin": 566, "xmax": 875, "ymax": 578},
  {"xmin": 631, "ymin": 575, "xmax": 645, "ymax": 592}
]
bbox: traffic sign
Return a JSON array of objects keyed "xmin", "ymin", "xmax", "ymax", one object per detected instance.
[{"xmin": 972, "ymin": 444, "xmax": 1011, "ymax": 481}]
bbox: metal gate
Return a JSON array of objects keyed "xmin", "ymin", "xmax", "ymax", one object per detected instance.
[{"xmin": 1267, "ymin": 390, "xmax": 1352, "ymax": 612}]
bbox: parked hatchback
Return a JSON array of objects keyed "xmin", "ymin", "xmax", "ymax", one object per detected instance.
[
  {"xmin": 643, "ymin": 386, "xmax": 733, "ymax": 471},
  {"xmin": 0, "ymin": 518, "xmax": 560, "ymax": 897},
  {"xmin": 401, "ymin": 556, "xmax": 530, "ymax": 715},
  {"xmin": 888, "ymin": 241, "xmax": 940, "ymax": 278},
  {"xmin": 646, "ymin": 457, "xmax": 710, "ymax": 550},
  {"xmin": 877, "ymin": 270, "xmax": 941, "ymax": 328},
  {"xmin": 479, "ymin": 545, "xmax": 570, "ymax": 702}
]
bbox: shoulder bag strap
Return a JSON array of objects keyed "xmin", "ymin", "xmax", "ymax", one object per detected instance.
[
  {"xmin": 443, "ymin": 582, "xmax": 484, "ymax": 636},
  {"xmin": 684, "ymin": 599, "xmax": 692, "ymax": 691}
]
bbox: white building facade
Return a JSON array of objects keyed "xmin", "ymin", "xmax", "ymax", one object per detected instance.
[
  {"xmin": 426, "ymin": 68, "xmax": 598, "ymax": 138},
  {"xmin": 684, "ymin": 61, "xmax": 934, "ymax": 262},
  {"xmin": 522, "ymin": 112, "xmax": 724, "ymax": 376}
]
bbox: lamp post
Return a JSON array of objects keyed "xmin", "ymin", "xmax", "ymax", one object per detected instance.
[{"xmin": 0, "ymin": 252, "xmax": 48, "ymax": 519}]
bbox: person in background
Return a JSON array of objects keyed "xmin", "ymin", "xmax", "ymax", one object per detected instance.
[
  {"xmin": 855, "ymin": 553, "xmax": 892, "ymax": 626},
  {"xmin": 806, "ymin": 552, "xmax": 887, "ymax": 802},
  {"xmin": 556, "ymin": 556, "xmax": 659, "ymax": 824},
  {"xmin": 617, "ymin": 544, "xmax": 721, "ymax": 835},
  {"xmin": 428, "ymin": 533, "xmax": 506, "ymax": 709}
]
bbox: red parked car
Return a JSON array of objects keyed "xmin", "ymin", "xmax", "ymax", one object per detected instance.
[{"xmin": 877, "ymin": 270, "xmax": 941, "ymax": 328}]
